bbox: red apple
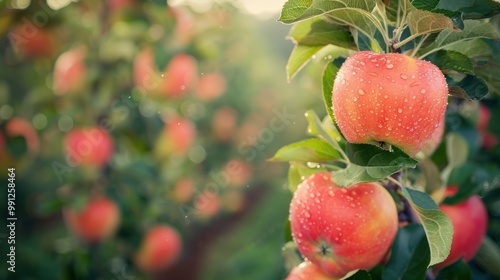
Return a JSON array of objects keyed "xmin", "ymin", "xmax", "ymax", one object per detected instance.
[
  {"xmin": 286, "ymin": 261, "xmax": 334, "ymax": 280},
  {"xmin": 435, "ymin": 187, "xmax": 488, "ymax": 269},
  {"xmin": 5, "ymin": 117, "xmax": 40, "ymax": 154},
  {"xmin": 212, "ymin": 106, "xmax": 237, "ymax": 142},
  {"xmin": 63, "ymin": 197, "xmax": 120, "ymax": 242},
  {"xmin": 481, "ymin": 132, "xmax": 498, "ymax": 150},
  {"xmin": 135, "ymin": 225, "xmax": 182, "ymax": 272},
  {"xmin": 64, "ymin": 127, "xmax": 114, "ymax": 166},
  {"xmin": 53, "ymin": 48, "xmax": 87, "ymax": 95},
  {"xmin": 9, "ymin": 24, "xmax": 55, "ymax": 58},
  {"xmin": 195, "ymin": 72, "xmax": 227, "ymax": 101},
  {"xmin": 421, "ymin": 116, "xmax": 445, "ymax": 156},
  {"xmin": 290, "ymin": 172, "xmax": 398, "ymax": 278},
  {"xmin": 109, "ymin": 0, "xmax": 134, "ymax": 13},
  {"xmin": 162, "ymin": 54, "xmax": 198, "ymax": 97},
  {"xmin": 332, "ymin": 51, "xmax": 448, "ymax": 156},
  {"xmin": 170, "ymin": 6, "xmax": 195, "ymax": 46}
]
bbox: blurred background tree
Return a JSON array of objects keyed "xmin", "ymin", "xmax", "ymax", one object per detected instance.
[{"xmin": 0, "ymin": 0, "xmax": 324, "ymax": 279}]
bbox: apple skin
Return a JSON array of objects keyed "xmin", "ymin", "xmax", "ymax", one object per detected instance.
[
  {"xmin": 290, "ymin": 172, "xmax": 398, "ymax": 278},
  {"xmin": 212, "ymin": 107, "xmax": 237, "ymax": 142},
  {"xmin": 53, "ymin": 48, "xmax": 87, "ymax": 95},
  {"xmin": 195, "ymin": 191, "xmax": 221, "ymax": 219},
  {"xmin": 64, "ymin": 127, "xmax": 114, "ymax": 166},
  {"xmin": 173, "ymin": 178, "xmax": 195, "ymax": 203},
  {"xmin": 286, "ymin": 262, "xmax": 336, "ymax": 280},
  {"xmin": 165, "ymin": 116, "xmax": 196, "ymax": 154},
  {"xmin": 435, "ymin": 187, "xmax": 488, "ymax": 270},
  {"xmin": 63, "ymin": 197, "xmax": 120, "ymax": 242},
  {"xmin": 421, "ymin": 116, "xmax": 445, "ymax": 156},
  {"xmin": 135, "ymin": 225, "xmax": 182, "ymax": 272},
  {"xmin": 477, "ymin": 104, "xmax": 490, "ymax": 132},
  {"xmin": 332, "ymin": 51, "xmax": 448, "ymax": 156},
  {"xmin": 162, "ymin": 54, "xmax": 198, "ymax": 97},
  {"xmin": 10, "ymin": 25, "xmax": 55, "ymax": 58}
]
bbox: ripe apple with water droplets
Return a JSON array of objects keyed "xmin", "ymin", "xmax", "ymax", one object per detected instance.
[
  {"xmin": 332, "ymin": 51, "xmax": 448, "ymax": 156},
  {"xmin": 286, "ymin": 261, "xmax": 334, "ymax": 280},
  {"xmin": 435, "ymin": 186, "xmax": 488, "ymax": 270},
  {"xmin": 289, "ymin": 172, "xmax": 398, "ymax": 278}
]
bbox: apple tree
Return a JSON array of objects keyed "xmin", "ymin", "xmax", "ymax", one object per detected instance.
[{"xmin": 274, "ymin": 0, "xmax": 500, "ymax": 279}]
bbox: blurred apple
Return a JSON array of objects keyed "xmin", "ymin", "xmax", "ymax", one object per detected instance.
[
  {"xmin": 135, "ymin": 225, "xmax": 182, "ymax": 272},
  {"xmin": 4, "ymin": 117, "xmax": 40, "ymax": 154},
  {"xmin": 286, "ymin": 261, "xmax": 333, "ymax": 280},
  {"xmin": 477, "ymin": 104, "xmax": 490, "ymax": 132},
  {"xmin": 173, "ymin": 178, "xmax": 195, "ymax": 203},
  {"xmin": 162, "ymin": 54, "xmax": 198, "ymax": 97},
  {"xmin": 224, "ymin": 159, "xmax": 252, "ymax": 188},
  {"xmin": 9, "ymin": 23, "xmax": 55, "ymax": 58},
  {"xmin": 53, "ymin": 48, "xmax": 87, "ymax": 95},
  {"xmin": 195, "ymin": 72, "xmax": 227, "ymax": 101},
  {"xmin": 109, "ymin": 0, "xmax": 134, "ymax": 13},
  {"xmin": 64, "ymin": 127, "xmax": 114, "ymax": 167},
  {"xmin": 63, "ymin": 197, "xmax": 120, "ymax": 242},
  {"xmin": 195, "ymin": 190, "xmax": 221, "ymax": 219},
  {"xmin": 212, "ymin": 106, "xmax": 237, "ymax": 142}
]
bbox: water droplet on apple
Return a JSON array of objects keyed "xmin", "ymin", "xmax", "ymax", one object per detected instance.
[
  {"xmin": 410, "ymin": 81, "xmax": 420, "ymax": 87},
  {"xmin": 358, "ymin": 89, "xmax": 366, "ymax": 95},
  {"xmin": 400, "ymin": 74, "xmax": 408, "ymax": 80},
  {"xmin": 341, "ymin": 79, "xmax": 346, "ymax": 85},
  {"xmin": 336, "ymin": 227, "xmax": 341, "ymax": 231},
  {"xmin": 305, "ymin": 211, "xmax": 311, "ymax": 218},
  {"xmin": 328, "ymin": 190, "xmax": 335, "ymax": 197},
  {"xmin": 353, "ymin": 97, "xmax": 358, "ymax": 102},
  {"xmin": 310, "ymin": 193, "xmax": 315, "ymax": 198},
  {"xmin": 404, "ymin": 98, "xmax": 408, "ymax": 102},
  {"xmin": 369, "ymin": 72, "xmax": 378, "ymax": 77},
  {"xmin": 420, "ymin": 89, "xmax": 426, "ymax": 94},
  {"xmin": 386, "ymin": 64, "xmax": 394, "ymax": 69},
  {"xmin": 398, "ymin": 108, "xmax": 403, "ymax": 113}
]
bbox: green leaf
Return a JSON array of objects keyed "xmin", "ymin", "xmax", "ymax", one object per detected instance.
[
  {"xmin": 287, "ymin": 45, "xmax": 325, "ymax": 81},
  {"xmin": 426, "ymin": 50, "xmax": 474, "ymax": 74},
  {"xmin": 435, "ymin": 0, "xmax": 500, "ymax": 19},
  {"xmin": 418, "ymin": 20, "xmax": 500, "ymax": 59},
  {"xmin": 282, "ymin": 242, "xmax": 303, "ymax": 271},
  {"xmin": 444, "ymin": 166, "xmax": 489, "ymax": 205},
  {"xmin": 269, "ymin": 138, "xmax": 340, "ymax": 162},
  {"xmin": 332, "ymin": 144, "xmax": 417, "ymax": 186},
  {"xmin": 288, "ymin": 163, "xmax": 303, "ymax": 192},
  {"xmin": 322, "ymin": 57, "xmax": 345, "ymax": 124},
  {"xmin": 406, "ymin": 10, "xmax": 454, "ymax": 37},
  {"xmin": 474, "ymin": 236, "xmax": 500, "ymax": 278},
  {"xmin": 441, "ymin": 133, "xmax": 469, "ymax": 184},
  {"xmin": 413, "ymin": 0, "xmax": 440, "ymax": 11},
  {"xmin": 382, "ymin": 224, "xmax": 430, "ymax": 280},
  {"xmin": 431, "ymin": 9, "xmax": 464, "ymax": 30},
  {"xmin": 435, "ymin": 259, "xmax": 472, "ymax": 280},
  {"xmin": 447, "ymin": 75, "xmax": 489, "ymax": 100},
  {"xmin": 418, "ymin": 158, "xmax": 444, "ymax": 195},
  {"xmin": 289, "ymin": 17, "xmax": 356, "ymax": 48},
  {"xmin": 346, "ymin": 270, "xmax": 372, "ymax": 280},
  {"xmin": 279, "ymin": 0, "xmax": 376, "ymax": 24},
  {"xmin": 401, "ymin": 187, "xmax": 453, "ymax": 266},
  {"xmin": 305, "ymin": 110, "xmax": 345, "ymax": 156}
]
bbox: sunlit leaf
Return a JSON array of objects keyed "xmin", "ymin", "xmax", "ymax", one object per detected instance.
[
  {"xmin": 418, "ymin": 20, "xmax": 500, "ymax": 59},
  {"xmin": 401, "ymin": 187, "xmax": 453, "ymax": 266},
  {"xmin": 406, "ymin": 10, "xmax": 454, "ymax": 37},
  {"xmin": 269, "ymin": 138, "xmax": 340, "ymax": 162},
  {"xmin": 322, "ymin": 57, "xmax": 345, "ymax": 124},
  {"xmin": 287, "ymin": 45, "xmax": 325, "ymax": 81},
  {"xmin": 289, "ymin": 17, "xmax": 356, "ymax": 48}
]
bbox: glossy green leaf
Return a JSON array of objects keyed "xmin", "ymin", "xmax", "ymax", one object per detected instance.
[
  {"xmin": 332, "ymin": 144, "xmax": 417, "ymax": 186},
  {"xmin": 418, "ymin": 20, "xmax": 500, "ymax": 59},
  {"xmin": 382, "ymin": 224, "xmax": 430, "ymax": 280},
  {"xmin": 426, "ymin": 50, "xmax": 474, "ymax": 74},
  {"xmin": 413, "ymin": 0, "xmax": 440, "ymax": 11},
  {"xmin": 322, "ymin": 57, "xmax": 345, "ymax": 124},
  {"xmin": 269, "ymin": 138, "xmax": 340, "ymax": 162},
  {"xmin": 279, "ymin": 0, "xmax": 376, "ymax": 24},
  {"xmin": 435, "ymin": 259, "xmax": 472, "ymax": 280},
  {"xmin": 435, "ymin": 0, "xmax": 500, "ymax": 19},
  {"xmin": 287, "ymin": 45, "xmax": 325, "ymax": 81},
  {"xmin": 401, "ymin": 187, "xmax": 453, "ymax": 266},
  {"xmin": 284, "ymin": 220, "xmax": 293, "ymax": 243},
  {"xmin": 448, "ymin": 75, "xmax": 489, "ymax": 100},
  {"xmin": 305, "ymin": 110, "xmax": 345, "ymax": 156},
  {"xmin": 288, "ymin": 163, "xmax": 303, "ymax": 192},
  {"xmin": 289, "ymin": 17, "xmax": 356, "ymax": 48}
]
